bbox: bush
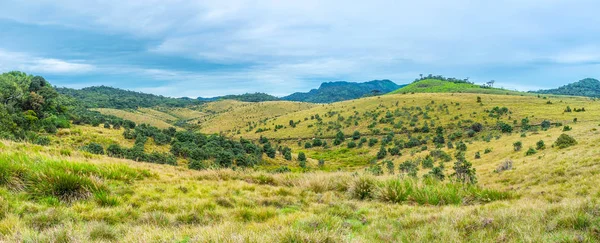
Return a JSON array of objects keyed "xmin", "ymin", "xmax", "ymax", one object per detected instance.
[
  {"xmin": 536, "ymin": 140, "xmax": 545, "ymax": 150},
  {"xmin": 34, "ymin": 136, "xmax": 51, "ymax": 146},
  {"xmin": 351, "ymin": 176, "xmax": 376, "ymax": 200},
  {"xmin": 563, "ymin": 125, "xmax": 572, "ymax": 131},
  {"xmin": 106, "ymin": 144, "xmax": 125, "ymax": 158},
  {"xmin": 82, "ymin": 143, "xmax": 104, "ymax": 155},
  {"xmin": 376, "ymin": 146, "xmax": 387, "ymax": 159},
  {"xmin": 525, "ymin": 147, "xmax": 537, "ymax": 156},
  {"xmin": 347, "ymin": 141, "xmax": 357, "ymax": 148},
  {"xmin": 188, "ymin": 160, "xmax": 206, "ymax": 170},
  {"xmin": 554, "ymin": 134, "xmax": 577, "ymax": 149},
  {"xmin": 513, "ymin": 141, "xmax": 522, "ymax": 151}
]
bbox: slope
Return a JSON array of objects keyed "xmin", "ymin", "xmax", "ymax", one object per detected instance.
[
  {"xmin": 282, "ymin": 79, "xmax": 403, "ymax": 103},
  {"xmin": 534, "ymin": 78, "xmax": 600, "ymax": 97},
  {"xmin": 390, "ymin": 79, "xmax": 523, "ymax": 95}
]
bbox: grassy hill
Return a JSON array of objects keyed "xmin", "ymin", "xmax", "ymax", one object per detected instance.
[
  {"xmin": 390, "ymin": 79, "xmax": 524, "ymax": 95},
  {"xmin": 283, "ymin": 80, "xmax": 402, "ymax": 103},
  {"xmin": 534, "ymin": 78, "xmax": 600, "ymax": 98}
]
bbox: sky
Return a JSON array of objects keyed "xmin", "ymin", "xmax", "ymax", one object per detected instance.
[{"xmin": 0, "ymin": 0, "xmax": 599, "ymax": 98}]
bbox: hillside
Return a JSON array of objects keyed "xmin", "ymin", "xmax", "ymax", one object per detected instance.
[
  {"xmin": 282, "ymin": 79, "xmax": 402, "ymax": 103},
  {"xmin": 198, "ymin": 92, "xmax": 280, "ymax": 102},
  {"xmin": 534, "ymin": 78, "xmax": 600, "ymax": 97},
  {"xmin": 57, "ymin": 86, "xmax": 201, "ymax": 109},
  {"xmin": 2, "ymin": 90, "xmax": 600, "ymax": 241},
  {"xmin": 3, "ymin": 71, "xmax": 600, "ymax": 242},
  {"xmin": 391, "ymin": 79, "xmax": 523, "ymax": 95}
]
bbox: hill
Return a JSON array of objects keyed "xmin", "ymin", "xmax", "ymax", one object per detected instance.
[
  {"xmin": 198, "ymin": 92, "xmax": 280, "ymax": 102},
  {"xmin": 534, "ymin": 78, "xmax": 600, "ymax": 97},
  {"xmin": 282, "ymin": 79, "xmax": 402, "ymax": 103},
  {"xmin": 2, "ymin": 89, "xmax": 600, "ymax": 241},
  {"xmin": 57, "ymin": 86, "xmax": 201, "ymax": 109},
  {"xmin": 390, "ymin": 79, "xmax": 523, "ymax": 95}
]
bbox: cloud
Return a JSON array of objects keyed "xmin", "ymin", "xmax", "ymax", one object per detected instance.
[
  {"xmin": 0, "ymin": 49, "xmax": 95, "ymax": 74},
  {"xmin": 1, "ymin": 0, "xmax": 600, "ymax": 96}
]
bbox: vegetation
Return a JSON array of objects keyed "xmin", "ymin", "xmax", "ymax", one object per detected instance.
[
  {"xmin": 390, "ymin": 78, "xmax": 523, "ymax": 95},
  {"xmin": 57, "ymin": 86, "xmax": 201, "ymax": 109},
  {"xmin": 283, "ymin": 80, "xmax": 402, "ymax": 103},
  {"xmin": 534, "ymin": 78, "xmax": 600, "ymax": 97},
  {"xmin": 198, "ymin": 92, "xmax": 280, "ymax": 102},
  {"xmin": 1, "ymin": 71, "xmax": 600, "ymax": 242}
]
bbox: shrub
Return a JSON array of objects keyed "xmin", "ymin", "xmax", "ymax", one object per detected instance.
[
  {"xmin": 554, "ymin": 134, "xmax": 577, "ymax": 149},
  {"xmin": 304, "ymin": 142, "xmax": 313, "ymax": 149},
  {"xmin": 366, "ymin": 165, "xmax": 384, "ymax": 176},
  {"xmin": 351, "ymin": 176, "xmax": 376, "ymax": 200},
  {"xmin": 427, "ymin": 165, "xmax": 445, "ymax": 181},
  {"xmin": 513, "ymin": 141, "xmax": 522, "ymax": 151},
  {"xmin": 82, "ymin": 143, "xmax": 104, "ymax": 155},
  {"xmin": 484, "ymin": 148, "xmax": 492, "ymax": 154},
  {"xmin": 536, "ymin": 140, "xmax": 545, "ymax": 150},
  {"xmin": 399, "ymin": 161, "xmax": 418, "ymax": 177},
  {"xmin": 525, "ymin": 147, "xmax": 537, "ymax": 156},
  {"xmin": 34, "ymin": 136, "xmax": 51, "ymax": 146},
  {"xmin": 347, "ymin": 141, "xmax": 357, "ymax": 148},
  {"xmin": 318, "ymin": 159, "xmax": 325, "ymax": 167},
  {"xmin": 563, "ymin": 125, "xmax": 572, "ymax": 131},
  {"xmin": 498, "ymin": 122, "xmax": 513, "ymax": 133},
  {"xmin": 106, "ymin": 144, "xmax": 125, "ymax": 158},
  {"xmin": 298, "ymin": 152, "xmax": 307, "ymax": 168},
  {"xmin": 368, "ymin": 138, "xmax": 378, "ymax": 147},
  {"xmin": 352, "ymin": 131, "xmax": 361, "ymax": 140},
  {"xmin": 188, "ymin": 160, "xmax": 206, "ymax": 170},
  {"xmin": 452, "ymin": 159, "xmax": 477, "ymax": 184},
  {"xmin": 456, "ymin": 141, "xmax": 467, "ymax": 151},
  {"xmin": 376, "ymin": 146, "xmax": 387, "ymax": 159},
  {"xmin": 474, "ymin": 151, "xmax": 481, "ymax": 159}
]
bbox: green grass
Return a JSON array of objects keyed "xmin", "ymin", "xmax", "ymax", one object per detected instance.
[
  {"xmin": 0, "ymin": 152, "xmax": 149, "ymax": 202},
  {"xmin": 389, "ymin": 79, "xmax": 525, "ymax": 95}
]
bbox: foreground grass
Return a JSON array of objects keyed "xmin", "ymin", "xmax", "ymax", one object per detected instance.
[{"xmin": 0, "ymin": 144, "xmax": 598, "ymax": 242}]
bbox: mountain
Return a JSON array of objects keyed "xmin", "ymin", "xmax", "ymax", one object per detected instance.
[
  {"xmin": 282, "ymin": 79, "xmax": 403, "ymax": 103},
  {"xmin": 390, "ymin": 79, "xmax": 523, "ymax": 95},
  {"xmin": 57, "ymin": 86, "xmax": 201, "ymax": 109},
  {"xmin": 533, "ymin": 78, "xmax": 600, "ymax": 97},
  {"xmin": 197, "ymin": 92, "xmax": 280, "ymax": 102}
]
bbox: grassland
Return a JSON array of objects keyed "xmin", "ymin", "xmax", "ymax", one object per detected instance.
[
  {"xmin": 0, "ymin": 138, "xmax": 598, "ymax": 242},
  {"xmin": 390, "ymin": 79, "xmax": 525, "ymax": 95},
  {"xmin": 3, "ymin": 90, "xmax": 600, "ymax": 242}
]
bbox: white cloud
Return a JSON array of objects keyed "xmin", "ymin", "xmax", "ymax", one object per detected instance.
[
  {"xmin": 0, "ymin": 49, "xmax": 95, "ymax": 74},
  {"xmin": 1, "ymin": 0, "xmax": 600, "ymax": 96}
]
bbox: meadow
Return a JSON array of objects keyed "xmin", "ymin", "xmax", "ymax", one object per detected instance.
[{"xmin": 2, "ymin": 87, "xmax": 600, "ymax": 242}]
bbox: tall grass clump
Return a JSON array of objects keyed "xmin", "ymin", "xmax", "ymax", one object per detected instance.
[
  {"xmin": 0, "ymin": 152, "xmax": 149, "ymax": 202},
  {"xmin": 350, "ymin": 176, "xmax": 377, "ymax": 200},
  {"xmin": 378, "ymin": 179, "xmax": 414, "ymax": 203}
]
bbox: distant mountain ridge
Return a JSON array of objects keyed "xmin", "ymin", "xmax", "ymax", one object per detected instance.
[
  {"xmin": 533, "ymin": 78, "xmax": 600, "ymax": 97},
  {"xmin": 282, "ymin": 79, "xmax": 403, "ymax": 103},
  {"xmin": 197, "ymin": 92, "xmax": 280, "ymax": 102}
]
